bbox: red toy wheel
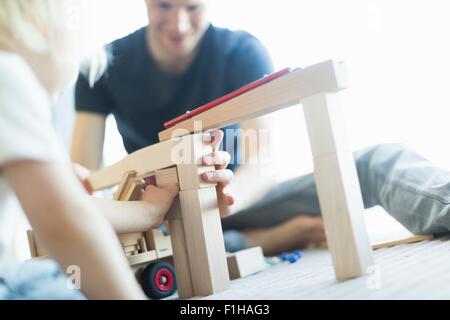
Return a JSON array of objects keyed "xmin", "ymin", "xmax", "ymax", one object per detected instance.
[
  {"xmin": 154, "ymin": 268, "xmax": 174, "ymax": 292},
  {"xmin": 141, "ymin": 262, "xmax": 177, "ymax": 299}
]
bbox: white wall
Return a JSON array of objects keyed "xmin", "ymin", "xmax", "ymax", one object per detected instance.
[{"xmin": 85, "ymin": 0, "xmax": 450, "ymax": 182}]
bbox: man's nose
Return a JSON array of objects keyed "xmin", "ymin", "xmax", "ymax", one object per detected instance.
[{"xmin": 171, "ymin": 9, "xmax": 191, "ymax": 34}]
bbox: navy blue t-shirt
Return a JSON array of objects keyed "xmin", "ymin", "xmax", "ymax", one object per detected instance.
[{"xmin": 75, "ymin": 24, "xmax": 274, "ymax": 170}]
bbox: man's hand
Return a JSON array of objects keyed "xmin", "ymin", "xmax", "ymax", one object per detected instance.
[{"xmin": 201, "ymin": 130, "xmax": 235, "ymax": 216}]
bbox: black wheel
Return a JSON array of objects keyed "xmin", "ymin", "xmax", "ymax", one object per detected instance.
[{"xmin": 141, "ymin": 262, "xmax": 177, "ymax": 299}]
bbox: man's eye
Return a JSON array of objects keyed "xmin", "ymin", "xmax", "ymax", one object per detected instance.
[
  {"xmin": 159, "ymin": 2, "xmax": 172, "ymax": 10},
  {"xmin": 186, "ymin": 4, "xmax": 200, "ymax": 12}
]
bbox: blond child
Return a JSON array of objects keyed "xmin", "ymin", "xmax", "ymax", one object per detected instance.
[{"xmin": 0, "ymin": 0, "xmax": 233, "ymax": 299}]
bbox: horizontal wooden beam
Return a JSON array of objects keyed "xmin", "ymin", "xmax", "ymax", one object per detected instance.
[
  {"xmin": 87, "ymin": 138, "xmax": 181, "ymax": 191},
  {"xmin": 159, "ymin": 60, "xmax": 348, "ymax": 141}
]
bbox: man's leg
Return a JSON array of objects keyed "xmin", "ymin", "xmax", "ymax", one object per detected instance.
[
  {"xmin": 354, "ymin": 143, "xmax": 450, "ymax": 234},
  {"xmin": 222, "ymin": 143, "xmax": 450, "ymax": 253}
]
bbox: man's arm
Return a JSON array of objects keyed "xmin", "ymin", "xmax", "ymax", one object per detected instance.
[{"xmin": 71, "ymin": 112, "xmax": 106, "ymax": 171}]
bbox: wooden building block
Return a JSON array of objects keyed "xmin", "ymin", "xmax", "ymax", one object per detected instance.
[
  {"xmin": 302, "ymin": 92, "xmax": 373, "ymax": 280},
  {"xmin": 151, "ymin": 167, "xmax": 193, "ymax": 298},
  {"xmin": 87, "ymin": 138, "xmax": 182, "ymax": 191},
  {"xmin": 159, "ymin": 60, "xmax": 348, "ymax": 141},
  {"xmin": 169, "ymin": 219, "xmax": 195, "ymax": 299},
  {"xmin": 154, "ymin": 167, "xmax": 179, "ymax": 186},
  {"xmin": 302, "ymin": 93, "xmax": 349, "ymax": 156},
  {"xmin": 114, "ymin": 171, "xmax": 137, "ymax": 200},
  {"xmin": 27, "ymin": 230, "xmax": 37, "ymax": 258},
  {"xmin": 373, "ymin": 234, "xmax": 433, "ymax": 250},
  {"xmin": 122, "ymin": 180, "xmax": 144, "ymax": 202},
  {"xmin": 138, "ymin": 237, "xmax": 148, "ymax": 253},
  {"xmin": 145, "ymin": 229, "xmax": 173, "ymax": 259},
  {"xmin": 312, "ymin": 151, "xmax": 373, "ymax": 280},
  {"xmin": 227, "ymin": 247, "xmax": 267, "ymax": 280},
  {"xmin": 127, "ymin": 251, "xmax": 157, "ymax": 266},
  {"xmin": 176, "ymin": 134, "xmax": 216, "ymax": 191},
  {"xmin": 119, "ymin": 233, "xmax": 142, "ymax": 246},
  {"xmin": 179, "ymin": 187, "xmax": 230, "ymax": 296}
]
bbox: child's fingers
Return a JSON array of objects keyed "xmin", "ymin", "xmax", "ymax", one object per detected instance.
[{"xmin": 162, "ymin": 183, "xmax": 180, "ymax": 198}]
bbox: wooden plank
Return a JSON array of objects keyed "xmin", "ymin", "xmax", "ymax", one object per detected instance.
[
  {"xmin": 227, "ymin": 247, "xmax": 267, "ymax": 280},
  {"xmin": 27, "ymin": 230, "xmax": 38, "ymax": 258},
  {"xmin": 302, "ymin": 92, "xmax": 373, "ymax": 281},
  {"xmin": 118, "ymin": 233, "xmax": 142, "ymax": 246},
  {"xmin": 87, "ymin": 138, "xmax": 182, "ymax": 191},
  {"xmin": 159, "ymin": 60, "xmax": 348, "ymax": 141},
  {"xmin": 372, "ymin": 235, "xmax": 433, "ymax": 250},
  {"xmin": 179, "ymin": 187, "xmax": 230, "ymax": 296},
  {"xmin": 113, "ymin": 171, "xmax": 137, "ymax": 200},
  {"xmin": 168, "ymin": 219, "xmax": 195, "ymax": 299},
  {"xmin": 122, "ymin": 180, "xmax": 144, "ymax": 202},
  {"xmin": 127, "ymin": 251, "xmax": 157, "ymax": 266},
  {"xmin": 138, "ymin": 237, "xmax": 148, "ymax": 253}
]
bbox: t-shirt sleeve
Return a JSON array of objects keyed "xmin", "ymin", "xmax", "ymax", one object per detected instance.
[
  {"xmin": 75, "ymin": 72, "xmax": 113, "ymax": 116},
  {"xmin": 227, "ymin": 35, "xmax": 275, "ymax": 91},
  {"xmin": 0, "ymin": 58, "xmax": 66, "ymax": 166}
]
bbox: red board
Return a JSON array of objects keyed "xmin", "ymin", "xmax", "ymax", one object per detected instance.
[{"xmin": 163, "ymin": 68, "xmax": 292, "ymax": 129}]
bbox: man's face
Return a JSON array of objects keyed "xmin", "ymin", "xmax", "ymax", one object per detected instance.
[{"xmin": 146, "ymin": 0, "xmax": 209, "ymax": 58}]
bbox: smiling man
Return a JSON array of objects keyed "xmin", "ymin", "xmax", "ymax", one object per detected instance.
[
  {"xmin": 73, "ymin": 0, "xmax": 326, "ymax": 255},
  {"xmin": 73, "ymin": 0, "xmax": 273, "ymax": 168}
]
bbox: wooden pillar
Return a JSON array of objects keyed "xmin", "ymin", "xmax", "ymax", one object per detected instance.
[
  {"xmin": 302, "ymin": 92, "xmax": 374, "ymax": 280},
  {"xmin": 176, "ymin": 133, "xmax": 230, "ymax": 296},
  {"xmin": 155, "ymin": 168, "xmax": 195, "ymax": 299}
]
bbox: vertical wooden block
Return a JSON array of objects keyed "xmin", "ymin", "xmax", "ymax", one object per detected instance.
[
  {"xmin": 179, "ymin": 187, "xmax": 230, "ymax": 296},
  {"xmin": 168, "ymin": 219, "xmax": 195, "ymax": 299},
  {"xmin": 176, "ymin": 133, "xmax": 216, "ymax": 191},
  {"xmin": 154, "ymin": 167, "xmax": 194, "ymax": 298},
  {"xmin": 302, "ymin": 92, "xmax": 373, "ymax": 280},
  {"xmin": 114, "ymin": 171, "xmax": 137, "ymax": 200},
  {"xmin": 302, "ymin": 93, "xmax": 349, "ymax": 156},
  {"xmin": 27, "ymin": 230, "xmax": 37, "ymax": 258}
]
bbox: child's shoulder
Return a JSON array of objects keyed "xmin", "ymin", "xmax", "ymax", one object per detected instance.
[{"xmin": 0, "ymin": 52, "xmax": 50, "ymax": 115}]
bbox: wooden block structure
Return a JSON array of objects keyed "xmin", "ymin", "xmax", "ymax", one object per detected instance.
[{"xmin": 87, "ymin": 60, "xmax": 374, "ymax": 298}]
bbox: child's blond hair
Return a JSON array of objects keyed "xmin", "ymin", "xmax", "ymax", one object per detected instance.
[{"xmin": 0, "ymin": 0, "xmax": 106, "ymax": 85}]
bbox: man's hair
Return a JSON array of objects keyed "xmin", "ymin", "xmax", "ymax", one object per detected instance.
[{"xmin": 0, "ymin": 0, "xmax": 106, "ymax": 85}]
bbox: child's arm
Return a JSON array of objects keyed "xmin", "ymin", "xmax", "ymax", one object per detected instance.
[
  {"xmin": 87, "ymin": 183, "xmax": 179, "ymax": 234},
  {"xmin": 3, "ymin": 160, "xmax": 147, "ymax": 300},
  {"xmin": 78, "ymin": 130, "xmax": 234, "ymax": 234}
]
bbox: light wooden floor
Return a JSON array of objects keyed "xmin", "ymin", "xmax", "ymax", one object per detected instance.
[{"xmin": 202, "ymin": 236, "xmax": 450, "ymax": 300}]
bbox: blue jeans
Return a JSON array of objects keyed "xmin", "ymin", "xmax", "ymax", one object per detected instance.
[
  {"xmin": 223, "ymin": 144, "xmax": 450, "ymax": 237},
  {"xmin": 0, "ymin": 260, "xmax": 85, "ymax": 300}
]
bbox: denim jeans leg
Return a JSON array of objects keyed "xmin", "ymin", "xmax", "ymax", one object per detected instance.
[{"xmin": 222, "ymin": 143, "xmax": 450, "ymax": 235}]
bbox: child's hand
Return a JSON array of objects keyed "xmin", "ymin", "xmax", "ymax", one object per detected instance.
[
  {"xmin": 201, "ymin": 130, "xmax": 235, "ymax": 217},
  {"xmin": 141, "ymin": 183, "xmax": 180, "ymax": 226}
]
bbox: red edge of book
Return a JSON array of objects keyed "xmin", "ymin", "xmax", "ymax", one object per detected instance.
[{"xmin": 163, "ymin": 68, "xmax": 292, "ymax": 129}]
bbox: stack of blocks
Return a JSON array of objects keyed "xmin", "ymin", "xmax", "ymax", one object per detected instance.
[{"xmin": 86, "ymin": 60, "xmax": 374, "ymax": 299}]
